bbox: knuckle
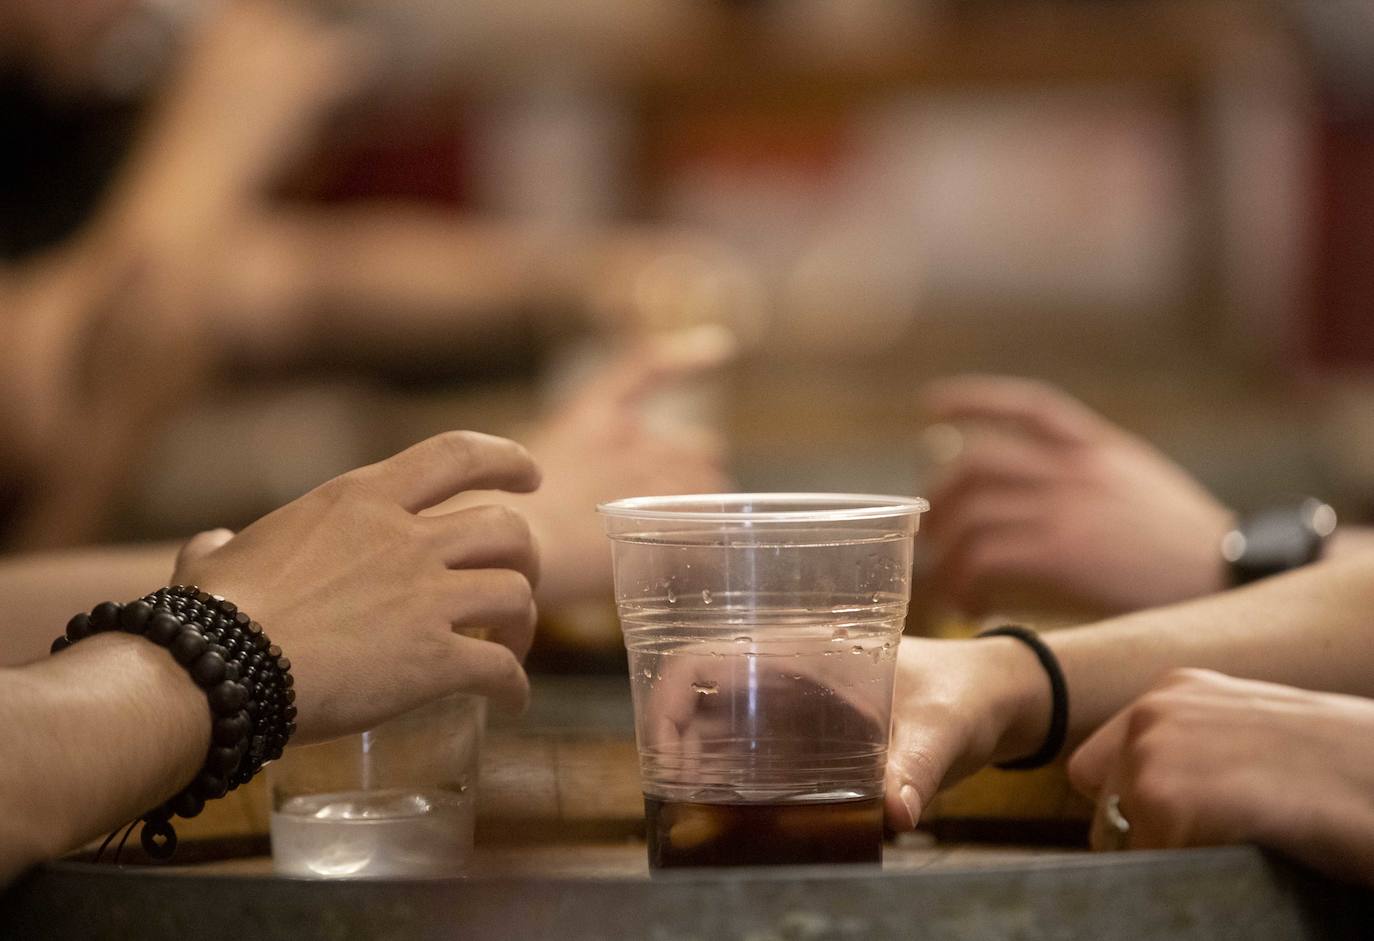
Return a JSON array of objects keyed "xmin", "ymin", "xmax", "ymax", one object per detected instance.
[
  {"xmin": 415, "ymin": 514, "xmax": 451, "ymax": 551},
  {"xmin": 1125, "ymin": 698, "xmax": 1167, "ymax": 741},
  {"xmin": 1159, "ymin": 667, "xmax": 1216, "ymax": 690},
  {"xmin": 315, "ymin": 474, "xmax": 362, "ymax": 503},
  {"xmin": 499, "ymin": 645, "xmax": 524, "ymax": 679},
  {"xmin": 507, "ymin": 571, "xmax": 535, "ymax": 605},
  {"xmin": 486, "ymin": 503, "xmax": 532, "ymax": 541},
  {"xmin": 433, "ymin": 429, "xmax": 479, "ymax": 466},
  {"xmin": 485, "ymin": 568, "xmax": 534, "ymax": 606},
  {"xmin": 489, "ymin": 644, "xmax": 528, "ymax": 692}
]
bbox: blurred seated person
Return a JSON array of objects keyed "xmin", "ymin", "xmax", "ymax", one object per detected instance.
[
  {"xmin": 884, "ymin": 553, "xmax": 1374, "ymax": 886},
  {"xmin": 0, "ymin": 0, "xmax": 760, "ymax": 547},
  {"xmin": 919, "ymin": 374, "xmax": 1374, "ymax": 618},
  {"xmin": 0, "ymin": 328, "xmax": 731, "ymax": 666},
  {"xmin": 0, "ymin": 429, "xmax": 540, "ymax": 885}
]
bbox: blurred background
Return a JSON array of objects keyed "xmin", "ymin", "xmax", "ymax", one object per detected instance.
[{"xmin": 5, "ymin": 0, "xmax": 1374, "ymax": 661}]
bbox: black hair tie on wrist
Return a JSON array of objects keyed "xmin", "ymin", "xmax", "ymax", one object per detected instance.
[
  {"xmin": 977, "ymin": 625, "xmax": 1068, "ymax": 771},
  {"xmin": 51, "ymin": 586, "xmax": 295, "ymax": 863}
]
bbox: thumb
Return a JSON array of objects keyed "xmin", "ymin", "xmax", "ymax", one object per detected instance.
[
  {"xmin": 581, "ymin": 325, "xmax": 737, "ymax": 410},
  {"xmin": 884, "ymin": 721, "xmax": 963, "ymax": 831},
  {"xmin": 175, "ymin": 528, "xmax": 235, "ymax": 571}
]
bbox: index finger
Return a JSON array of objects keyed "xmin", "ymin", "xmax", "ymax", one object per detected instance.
[
  {"xmin": 352, "ymin": 431, "xmax": 541, "ymax": 513},
  {"xmin": 923, "ymin": 375, "xmax": 1102, "ymax": 447}
]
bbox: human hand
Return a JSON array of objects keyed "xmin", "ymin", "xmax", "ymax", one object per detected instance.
[
  {"xmin": 432, "ymin": 327, "xmax": 734, "ymax": 606},
  {"xmin": 172, "ymin": 431, "xmax": 541, "ymax": 743},
  {"xmin": 636, "ymin": 635, "xmax": 895, "ymax": 787},
  {"xmin": 1068, "ymin": 669, "xmax": 1374, "ymax": 884},
  {"xmin": 883, "ymin": 635, "xmax": 1053, "ymax": 831},
  {"xmin": 922, "ymin": 375, "xmax": 1234, "ymax": 617}
]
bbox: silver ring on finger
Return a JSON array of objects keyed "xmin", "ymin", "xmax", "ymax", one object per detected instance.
[{"xmin": 1103, "ymin": 793, "xmax": 1131, "ymax": 851}]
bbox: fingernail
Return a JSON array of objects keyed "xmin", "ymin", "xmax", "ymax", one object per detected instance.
[{"xmin": 899, "ymin": 784, "xmax": 921, "ymax": 829}]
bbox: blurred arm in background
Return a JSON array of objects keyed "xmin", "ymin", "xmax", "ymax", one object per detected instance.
[
  {"xmin": 919, "ymin": 375, "xmax": 1374, "ymax": 618},
  {"xmin": 212, "ymin": 208, "xmax": 761, "ymax": 365},
  {"xmin": 0, "ymin": 542, "xmax": 180, "ymax": 667},
  {"xmin": 0, "ymin": 0, "xmax": 758, "ymax": 550}
]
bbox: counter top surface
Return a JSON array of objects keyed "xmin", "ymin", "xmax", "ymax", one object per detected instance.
[{"xmin": 3, "ymin": 675, "xmax": 1369, "ymax": 939}]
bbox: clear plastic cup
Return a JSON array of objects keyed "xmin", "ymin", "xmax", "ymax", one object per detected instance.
[
  {"xmin": 268, "ymin": 694, "xmax": 485, "ymax": 878},
  {"xmin": 599, "ymin": 493, "xmax": 927, "ymax": 868}
]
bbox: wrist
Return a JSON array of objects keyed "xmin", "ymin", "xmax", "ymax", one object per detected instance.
[
  {"xmin": 976, "ymin": 636, "xmax": 1055, "ymax": 766},
  {"xmin": 51, "ymin": 588, "xmax": 296, "ymax": 859},
  {"xmin": 12, "ymin": 633, "xmax": 208, "ymax": 865},
  {"xmin": 1201, "ymin": 509, "xmax": 1238, "ymax": 596}
]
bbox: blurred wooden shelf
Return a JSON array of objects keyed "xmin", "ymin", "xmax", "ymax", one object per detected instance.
[{"xmin": 601, "ymin": 0, "xmax": 1281, "ymax": 100}]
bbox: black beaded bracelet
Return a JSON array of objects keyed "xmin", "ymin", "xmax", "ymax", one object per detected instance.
[
  {"xmin": 51, "ymin": 586, "xmax": 295, "ymax": 860},
  {"xmin": 977, "ymin": 625, "xmax": 1069, "ymax": 771}
]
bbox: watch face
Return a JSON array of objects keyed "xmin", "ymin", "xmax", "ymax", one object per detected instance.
[{"xmin": 1227, "ymin": 500, "xmax": 1335, "ymax": 585}]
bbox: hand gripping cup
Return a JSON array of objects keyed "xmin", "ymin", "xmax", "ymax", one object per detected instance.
[{"xmin": 599, "ymin": 494, "xmax": 927, "ymax": 868}]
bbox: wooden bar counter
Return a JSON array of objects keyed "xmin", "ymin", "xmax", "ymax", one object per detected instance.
[{"xmin": 2, "ymin": 675, "xmax": 1368, "ymax": 939}]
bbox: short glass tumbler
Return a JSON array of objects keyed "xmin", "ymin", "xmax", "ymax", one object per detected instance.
[
  {"xmin": 599, "ymin": 493, "xmax": 926, "ymax": 868},
  {"xmin": 269, "ymin": 693, "xmax": 485, "ymax": 878}
]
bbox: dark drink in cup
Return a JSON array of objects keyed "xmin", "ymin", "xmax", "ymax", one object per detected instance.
[{"xmin": 645, "ymin": 795, "xmax": 883, "ymax": 868}]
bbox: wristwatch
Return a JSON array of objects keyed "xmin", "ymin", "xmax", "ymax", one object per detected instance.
[{"xmin": 1221, "ymin": 498, "xmax": 1338, "ymax": 586}]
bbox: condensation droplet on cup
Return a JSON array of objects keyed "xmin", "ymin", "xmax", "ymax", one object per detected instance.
[
  {"xmin": 701, "ymin": 589, "xmax": 713, "ymax": 605},
  {"xmin": 692, "ymin": 681, "xmax": 719, "ymax": 696},
  {"xmin": 791, "ymin": 673, "xmax": 803, "ymax": 681},
  {"xmin": 642, "ymin": 667, "xmax": 653, "ymax": 679},
  {"xmin": 666, "ymin": 585, "xmax": 677, "ymax": 604},
  {"xmin": 851, "ymin": 645, "xmax": 864, "ymax": 655},
  {"xmin": 830, "ymin": 628, "xmax": 849, "ymax": 643},
  {"xmin": 870, "ymin": 593, "xmax": 881, "ymax": 604},
  {"xmin": 733, "ymin": 635, "xmax": 752, "ymax": 645}
]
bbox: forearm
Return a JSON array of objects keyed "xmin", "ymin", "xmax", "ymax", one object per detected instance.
[
  {"xmin": 0, "ymin": 633, "xmax": 208, "ymax": 884},
  {"xmin": 0, "ymin": 544, "xmax": 180, "ymax": 667},
  {"xmin": 249, "ymin": 208, "xmax": 560, "ymax": 353},
  {"xmin": 1045, "ymin": 554, "xmax": 1374, "ymax": 751}
]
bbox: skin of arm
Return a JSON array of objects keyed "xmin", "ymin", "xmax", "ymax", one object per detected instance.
[
  {"xmin": 1330, "ymin": 525, "xmax": 1374, "ymax": 561},
  {"xmin": 885, "ymin": 553, "xmax": 1374, "ymax": 830},
  {"xmin": 0, "ymin": 543, "xmax": 181, "ymax": 667},
  {"xmin": 214, "ymin": 208, "xmax": 762, "ymax": 366},
  {"xmin": 0, "ymin": 633, "xmax": 208, "ymax": 884}
]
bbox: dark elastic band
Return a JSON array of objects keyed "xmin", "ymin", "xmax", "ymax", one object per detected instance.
[{"xmin": 977, "ymin": 625, "xmax": 1068, "ymax": 771}]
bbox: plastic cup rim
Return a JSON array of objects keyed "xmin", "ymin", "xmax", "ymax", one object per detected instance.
[{"xmin": 597, "ymin": 492, "xmax": 930, "ymax": 523}]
